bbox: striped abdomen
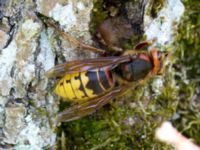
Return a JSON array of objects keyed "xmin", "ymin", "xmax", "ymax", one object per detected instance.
[{"xmin": 54, "ymin": 68, "xmax": 114, "ymax": 101}]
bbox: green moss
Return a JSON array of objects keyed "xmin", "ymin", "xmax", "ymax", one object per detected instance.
[
  {"xmin": 28, "ymin": 99, "xmax": 48, "ymax": 116},
  {"xmin": 146, "ymin": 0, "xmax": 166, "ymax": 18},
  {"xmin": 172, "ymin": 0, "xmax": 200, "ymax": 145},
  {"xmin": 89, "ymin": 0, "xmax": 108, "ymax": 35}
]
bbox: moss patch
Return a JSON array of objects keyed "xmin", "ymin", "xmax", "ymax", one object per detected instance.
[
  {"xmin": 172, "ymin": 0, "xmax": 200, "ymax": 145},
  {"xmin": 147, "ymin": 0, "xmax": 166, "ymax": 18}
]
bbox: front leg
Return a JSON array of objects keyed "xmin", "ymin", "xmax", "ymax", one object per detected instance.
[
  {"xmin": 134, "ymin": 38, "xmax": 157, "ymax": 51},
  {"xmin": 123, "ymin": 38, "xmax": 157, "ymax": 55}
]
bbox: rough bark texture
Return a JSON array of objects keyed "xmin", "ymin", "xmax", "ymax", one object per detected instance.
[
  {"xmin": 0, "ymin": 0, "xmax": 184, "ymax": 149},
  {"xmin": 0, "ymin": 0, "xmax": 94, "ymax": 149}
]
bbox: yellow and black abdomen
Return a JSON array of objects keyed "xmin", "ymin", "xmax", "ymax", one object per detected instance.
[{"xmin": 54, "ymin": 68, "xmax": 114, "ymax": 101}]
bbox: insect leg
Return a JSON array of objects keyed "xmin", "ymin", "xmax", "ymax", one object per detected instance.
[
  {"xmin": 134, "ymin": 38, "xmax": 157, "ymax": 51},
  {"xmin": 36, "ymin": 12, "xmax": 106, "ymax": 55}
]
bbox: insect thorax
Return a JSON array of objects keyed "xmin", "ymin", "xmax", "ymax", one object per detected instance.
[{"xmin": 115, "ymin": 58, "xmax": 153, "ymax": 82}]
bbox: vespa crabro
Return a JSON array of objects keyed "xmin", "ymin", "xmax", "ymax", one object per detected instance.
[{"xmin": 37, "ymin": 13, "xmax": 169, "ymax": 123}]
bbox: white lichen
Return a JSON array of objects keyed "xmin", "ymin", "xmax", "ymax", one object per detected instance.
[
  {"xmin": 49, "ymin": 2, "xmax": 77, "ymax": 30},
  {"xmin": 14, "ymin": 115, "xmax": 56, "ymax": 150},
  {"xmin": 21, "ymin": 19, "xmax": 41, "ymax": 40},
  {"xmin": 3, "ymin": 105, "xmax": 26, "ymax": 144},
  {"xmin": 0, "ymin": 0, "xmax": 106, "ymax": 149},
  {"xmin": 77, "ymin": 2, "xmax": 85, "ymax": 10},
  {"xmin": 0, "ymin": 41, "xmax": 17, "ymax": 96},
  {"xmin": 11, "ymin": 18, "xmax": 42, "ymax": 98},
  {"xmin": 37, "ymin": 30, "xmax": 55, "ymax": 72},
  {"xmin": 0, "ymin": 105, "xmax": 4, "ymax": 127},
  {"xmin": 151, "ymin": 77, "xmax": 164, "ymax": 96},
  {"xmin": 144, "ymin": 0, "xmax": 185, "ymax": 45},
  {"xmin": 0, "ymin": 30, "xmax": 9, "ymax": 49},
  {"xmin": 47, "ymin": 0, "xmax": 94, "ymax": 62}
]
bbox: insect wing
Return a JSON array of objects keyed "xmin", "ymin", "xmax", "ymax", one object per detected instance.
[
  {"xmin": 45, "ymin": 55, "xmax": 130, "ymax": 78},
  {"xmin": 56, "ymin": 84, "xmax": 132, "ymax": 123}
]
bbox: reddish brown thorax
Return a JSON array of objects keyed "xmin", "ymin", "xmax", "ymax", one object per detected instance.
[{"xmin": 115, "ymin": 53, "xmax": 153, "ymax": 82}]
